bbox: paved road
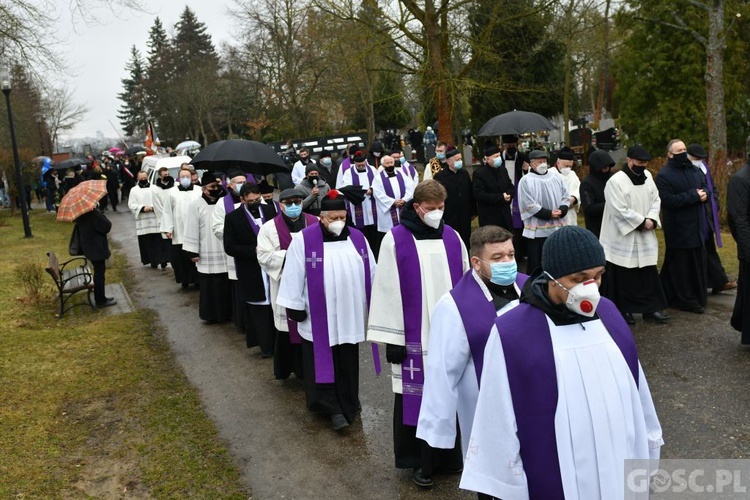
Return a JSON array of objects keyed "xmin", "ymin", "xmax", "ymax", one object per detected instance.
[{"xmin": 106, "ymin": 207, "xmax": 750, "ymax": 499}]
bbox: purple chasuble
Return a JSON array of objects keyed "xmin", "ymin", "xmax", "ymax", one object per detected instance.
[
  {"xmin": 301, "ymin": 224, "xmax": 372, "ymax": 384},
  {"xmin": 702, "ymin": 161, "xmax": 723, "ymax": 247},
  {"xmin": 450, "ymin": 271, "xmax": 529, "ymax": 385},
  {"xmin": 496, "ymin": 297, "xmax": 639, "ymax": 500},
  {"xmin": 347, "ymin": 166, "xmax": 377, "ymax": 228},
  {"xmin": 275, "ymin": 212, "xmax": 319, "ymax": 344},
  {"xmin": 380, "ymin": 171, "xmax": 407, "ymax": 226},
  {"xmin": 391, "ymin": 224, "xmax": 463, "ymax": 426}
]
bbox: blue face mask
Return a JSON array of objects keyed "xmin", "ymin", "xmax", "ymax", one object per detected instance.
[
  {"xmin": 399, "ymin": 156, "xmax": 406, "ymax": 164},
  {"xmin": 284, "ymin": 203, "xmax": 302, "ymax": 218},
  {"xmin": 454, "ymin": 160, "xmax": 463, "ymax": 170},
  {"xmin": 436, "ymin": 152, "xmax": 446, "ymax": 160},
  {"xmin": 487, "ymin": 260, "xmax": 517, "ymax": 286},
  {"xmin": 492, "ymin": 157, "xmax": 503, "ymax": 168}
]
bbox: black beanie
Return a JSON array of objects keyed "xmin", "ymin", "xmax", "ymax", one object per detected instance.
[{"xmin": 542, "ymin": 226, "xmax": 605, "ymax": 278}]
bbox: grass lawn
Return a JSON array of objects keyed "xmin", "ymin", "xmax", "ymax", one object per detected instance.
[{"xmin": 0, "ymin": 208, "xmax": 247, "ymax": 498}]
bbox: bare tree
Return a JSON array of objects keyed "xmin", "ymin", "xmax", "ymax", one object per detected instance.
[{"xmin": 43, "ymin": 86, "xmax": 89, "ymax": 151}]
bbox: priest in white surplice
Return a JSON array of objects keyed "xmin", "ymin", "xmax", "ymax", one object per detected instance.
[
  {"xmin": 128, "ymin": 170, "xmax": 168, "ymax": 268},
  {"xmin": 161, "ymin": 166, "xmax": 202, "ymax": 287},
  {"xmin": 182, "ymin": 172, "xmax": 232, "ymax": 323},
  {"xmin": 517, "ymin": 149, "xmax": 570, "ymax": 274},
  {"xmin": 460, "ymin": 226, "xmax": 663, "ymax": 500},
  {"xmin": 276, "ymin": 190, "xmax": 376, "ymax": 431},
  {"xmin": 338, "ymin": 150, "xmax": 380, "ymax": 256},
  {"xmin": 371, "ymin": 154, "xmax": 415, "ymax": 237},
  {"xmin": 367, "ymin": 179, "xmax": 469, "ymax": 488},
  {"xmin": 150, "ymin": 167, "xmax": 176, "ymax": 269},
  {"xmin": 416, "ymin": 226, "xmax": 526, "ymax": 462},
  {"xmin": 553, "ymin": 147, "xmax": 581, "ymax": 227},
  {"xmin": 211, "ymin": 168, "xmax": 251, "ymax": 332},
  {"xmin": 257, "ymin": 188, "xmax": 319, "ymax": 380}
]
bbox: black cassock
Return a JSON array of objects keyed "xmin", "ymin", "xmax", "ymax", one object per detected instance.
[
  {"xmin": 300, "ymin": 340, "xmax": 360, "ymax": 423},
  {"xmin": 727, "ymin": 162, "xmax": 750, "ymax": 344},
  {"xmin": 472, "ymin": 163, "xmax": 513, "ymax": 231}
]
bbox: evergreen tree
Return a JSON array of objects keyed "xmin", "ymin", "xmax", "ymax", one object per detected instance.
[
  {"xmin": 466, "ymin": 0, "xmax": 565, "ymax": 133},
  {"xmin": 143, "ymin": 17, "xmax": 173, "ymax": 140},
  {"xmin": 117, "ymin": 46, "xmax": 147, "ymax": 138}
]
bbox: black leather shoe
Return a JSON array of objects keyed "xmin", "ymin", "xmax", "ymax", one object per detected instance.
[
  {"xmin": 687, "ymin": 305, "xmax": 705, "ymax": 314},
  {"xmin": 623, "ymin": 312, "xmax": 636, "ymax": 325},
  {"xmin": 96, "ymin": 298, "xmax": 117, "ymax": 308},
  {"xmin": 643, "ymin": 311, "xmax": 670, "ymax": 323},
  {"xmin": 412, "ymin": 467, "xmax": 433, "ymax": 488},
  {"xmin": 331, "ymin": 413, "xmax": 349, "ymax": 431}
]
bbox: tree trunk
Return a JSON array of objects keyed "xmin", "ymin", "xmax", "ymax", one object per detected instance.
[
  {"xmin": 705, "ymin": 0, "xmax": 727, "ymax": 171},
  {"xmin": 594, "ymin": 0, "xmax": 612, "ymax": 125},
  {"xmin": 424, "ymin": 1, "xmax": 452, "ymax": 144}
]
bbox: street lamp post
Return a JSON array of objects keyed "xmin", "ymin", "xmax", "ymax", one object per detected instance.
[{"xmin": 1, "ymin": 66, "xmax": 33, "ymax": 238}]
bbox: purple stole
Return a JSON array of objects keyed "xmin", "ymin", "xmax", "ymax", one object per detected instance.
[
  {"xmin": 450, "ymin": 271, "xmax": 529, "ymax": 385},
  {"xmin": 401, "ymin": 162, "xmax": 417, "ymax": 181},
  {"xmin": 223, "ymin": 191, "xmax": 239, "ymax": 215},
  {"xmin": 702, "ymin": 161, "xmax": 723, "ymax": 247},
  {"xmin": 380, "ymin": 171, "xmax": 407, "ymax": 226},
  {"xmin": 302, "ymin": 224, "xmax": 372, "ymax": 383},
  {"xmin": 242, "ymin": 205, "xmax": 266, "ymax": 235},
  {"xmin": 340, "ymin": 157, "xmax": 352, "ymax": 175},
  {"xmin": 347, "ymin": 167, "xmax": 377, "ymax": 228},
  {"xmin": 275, "ymin": 212, "xmax": 319, "ymax": 344},
  {"xmin": 497, "ymin": 297, "xmax": 639, "ymax": 499},
  {"xmin": 391, "ymin": 224, "xmax": 463, "ymax": 426}
]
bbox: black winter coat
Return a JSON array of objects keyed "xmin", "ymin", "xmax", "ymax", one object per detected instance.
[
  {"xmin": 727, "ymin": 162, "xmax": 750, "ymax": 261},
  {"xmin": 223, "ymin": 203, "xmax": 278, "ymax": 302},
  {"xmin": 77, "ymin": 209, "xmax": 111, "ymax": 261},
  {"xmin": 580, "ymin": 172, "xmax": 610, "ymax": 238},
  {"xmin": 434, "ymin": 167, "xmax": 476, "ymax": 248},
  {"xmin": 472, "ymin": 164, "xmax": 513, "ymax": 230},
  {"xmin": 655, "ymin": 157, "xmax": 707, "ymax": 249}
]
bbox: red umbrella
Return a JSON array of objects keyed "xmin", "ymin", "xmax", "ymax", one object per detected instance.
[
  {"xmin": 57, "ymin": 180, "xmax": 108, "ymax": 222},
  {"xmin": 109, "ymin": 147, "xmax": 123, "ymax": 154}
]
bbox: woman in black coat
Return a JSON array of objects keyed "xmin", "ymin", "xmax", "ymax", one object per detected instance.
[{"xmin": 76, "ymin": 208, "xmax": 115, "ymax": 307}]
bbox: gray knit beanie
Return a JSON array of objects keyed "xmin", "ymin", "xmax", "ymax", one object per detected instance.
[{"xmin": 542, "ymin": 226, "xmax": 606, "ymax": 278}]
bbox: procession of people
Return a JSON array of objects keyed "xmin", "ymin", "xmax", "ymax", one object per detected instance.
[{"xmin": 59, "ymin": 133, "xmax": 750, "ymax": 499}]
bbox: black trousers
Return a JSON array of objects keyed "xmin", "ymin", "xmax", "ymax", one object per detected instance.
[{"xmin": 92, "ymin": 259, "xmax": 107, "ymax": 305}]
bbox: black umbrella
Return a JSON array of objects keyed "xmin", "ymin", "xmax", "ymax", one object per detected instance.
[
  {"xmin": 190, "ymin": 139, "xmax": 288, "ymax": 175},
  {"xmin": 477, "ymin": 110, "xmax": 557, "ymax": 137},
  {"xmin": 54, "ymin": 157, "xmax": 92, "ymax": 170},
  {"xmin": 124, "ymin": 145, "xmax": 146, "ymax": 155}
]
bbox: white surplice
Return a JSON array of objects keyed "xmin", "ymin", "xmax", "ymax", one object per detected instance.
[
  {"xmin": 256, "ymin": 217, "xmax": 310, "ymax": 331},
  {"xmin": 557, "ymin": 168, "xmax": 581, "ymax": 227},
  {"xmin": 276, "ymin": 232, "xmax": 376, "ymax": 346},
  {"xmin": 127, "ymin": 185, "xmax": 160, "ymax": 235},
  {"xmin": 150, "ymin": 185, "xmax": 173, "ymax": 239},
  {"xmin": 182, "ymin": 197, "xmax": 227, "ymax": 274},
  {"xmin": 160, "ymin": 186, "xmax": 202, "ymax": 245},
  {"xmin": 517, "ymin": 171, "xmax": 570, "ymax": 239},
  {"xmin": 366, "ymin": 228, "xmax": 469, "ymax": 393},
  {"xmin": 460, "ymin": 318, "xmax": 664, "ymax": 500},
  {"xmin": 371, "ymin": 171, "xmax": 415, "ymax": 233},
  {"xmin": 211, "ymin": 194, "xmax": 241, "ymax": 279},
  {"xmin": 416, "ymin": 271, "xmax": 520, "ymax": 457},
  {"xmin": 339, "ymin": 167, "xmax": 378, "ymax": 227}
]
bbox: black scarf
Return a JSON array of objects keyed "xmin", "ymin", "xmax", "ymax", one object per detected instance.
[
  {"xmin": 399, "ymin": 203, "xmax": 444, "ymax": 240},
  {"xmin": 621, "ymin": 165, "xmax": 647, "ymax": 186}
]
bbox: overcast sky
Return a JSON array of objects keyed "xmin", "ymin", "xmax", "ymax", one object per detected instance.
[{"xmin": 57, "ymin": 1, "xmax": 235, "ymax": 140}]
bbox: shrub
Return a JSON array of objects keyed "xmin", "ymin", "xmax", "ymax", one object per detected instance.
[{"xmin": 14, "ymin": 260, "xmax": 46, "ymax": 303}]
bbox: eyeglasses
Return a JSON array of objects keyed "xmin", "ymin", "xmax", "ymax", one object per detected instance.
[{"xmin": 281, "ymin": 199, "xmax": 302, "ymax": 206}]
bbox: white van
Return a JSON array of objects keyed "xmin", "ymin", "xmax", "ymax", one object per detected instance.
[{"xmin": 140, "ymin": 155, "xmax": 197, "ymax": 184}]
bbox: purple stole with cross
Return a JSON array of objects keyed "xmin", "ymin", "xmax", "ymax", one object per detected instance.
[
  {"xmin": 301, "ymin": 224, "xmax": 373, "ymax": 384},
  {"xmin": 347, "ymin": 166, "xmax": 378, "ymax": 228},
  {"xmin": 497, "ymin": 297, "xmax": 639, "ymax": 499},
  {"xmin": 380, "ymin": 171, "xmax": 407, "ymax": 226},
  {"xmin": 391, "ymin": 224, "xmax": 463, "ymax": 426},
  {"xmin": 450, "ymin": 271, "xmax": 529, "ymax": 385},
  {"xmin": 275, "ymin": 212, "xmax": 319, "ymax": 344}
]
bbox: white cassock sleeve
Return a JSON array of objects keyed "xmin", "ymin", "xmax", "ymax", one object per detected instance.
[
  {"xmin": 460, "ymin": 327, "xmax": 529, "ymax": 500},
  {"xmin": 292, "ymin": 161, "xmax": 306, "ymax": 186},
  {"xmin": 638, "ymin": 363, "xmax": 664, "ymax": 459},
  {"xmin": 417, "ymin": 292, "xmax": 469, "ymax": 449},
  {"xmin": 276, "ymin": 235, "xmax": 308, "ymax": 312},
  {"xmin": 128, "ymin": 187, "xmax": 145, "ymax": 218},
  {"xmin": 211, "ymin": 198, "xmax": 227, "ymax": 241},
  {"xmin": 256, "ymin": 219, "xmax": 286, "ymax": 282},
  {"xmin": 160, "ymin": 191, "xmax": 175, "ymax": 234},
  {"xmin": 182, "ymin": 199, "xmax": 201, "ymax": 255}
]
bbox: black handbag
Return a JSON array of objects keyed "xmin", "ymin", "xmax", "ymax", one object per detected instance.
[{"xmin": 68, "ymin": 223, "xmax": 83, "ymax": 256}]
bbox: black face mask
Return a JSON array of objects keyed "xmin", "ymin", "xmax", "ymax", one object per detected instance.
[
  {"xmin": 206, "ymin": 188, "xmax": 221, "ymax": 198},
  {"xmin": 672, "ymin": 152, "xmax": 689, "ymax": 165},
  {"xmin": 308, "ymin": 176, "xmax": 319, "ymax": 182},
  {"xmin": 138, "ymin": 180, "xmax": 149, "ymax": 187},
  {"xmin": 506, "ymin": 147, "xmax": 517, "ymax": 157},
  {"xmin": 384, "ymin": 166, "xmax": 396, "ymax": 174},
  {"xmin": 631, "ymin": 166, "xmax": 646, "ymax": 175},
  {"xmin": 246, "ymin": 200, "xmax": 261, "ymax": 207}
]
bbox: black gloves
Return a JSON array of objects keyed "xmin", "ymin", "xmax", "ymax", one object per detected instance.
[
  {"xmin": 286, "ymin": 308, "xmax": 307, "ymax": 322},
  {"xmin": 386, "ymin": 344, "xmax": 407, "ymax": 364}
]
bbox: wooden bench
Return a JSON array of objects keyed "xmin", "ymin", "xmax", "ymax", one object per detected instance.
[{"xmin": 45, "ymin": 252, "xmax": 96, "ymax": 318}]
